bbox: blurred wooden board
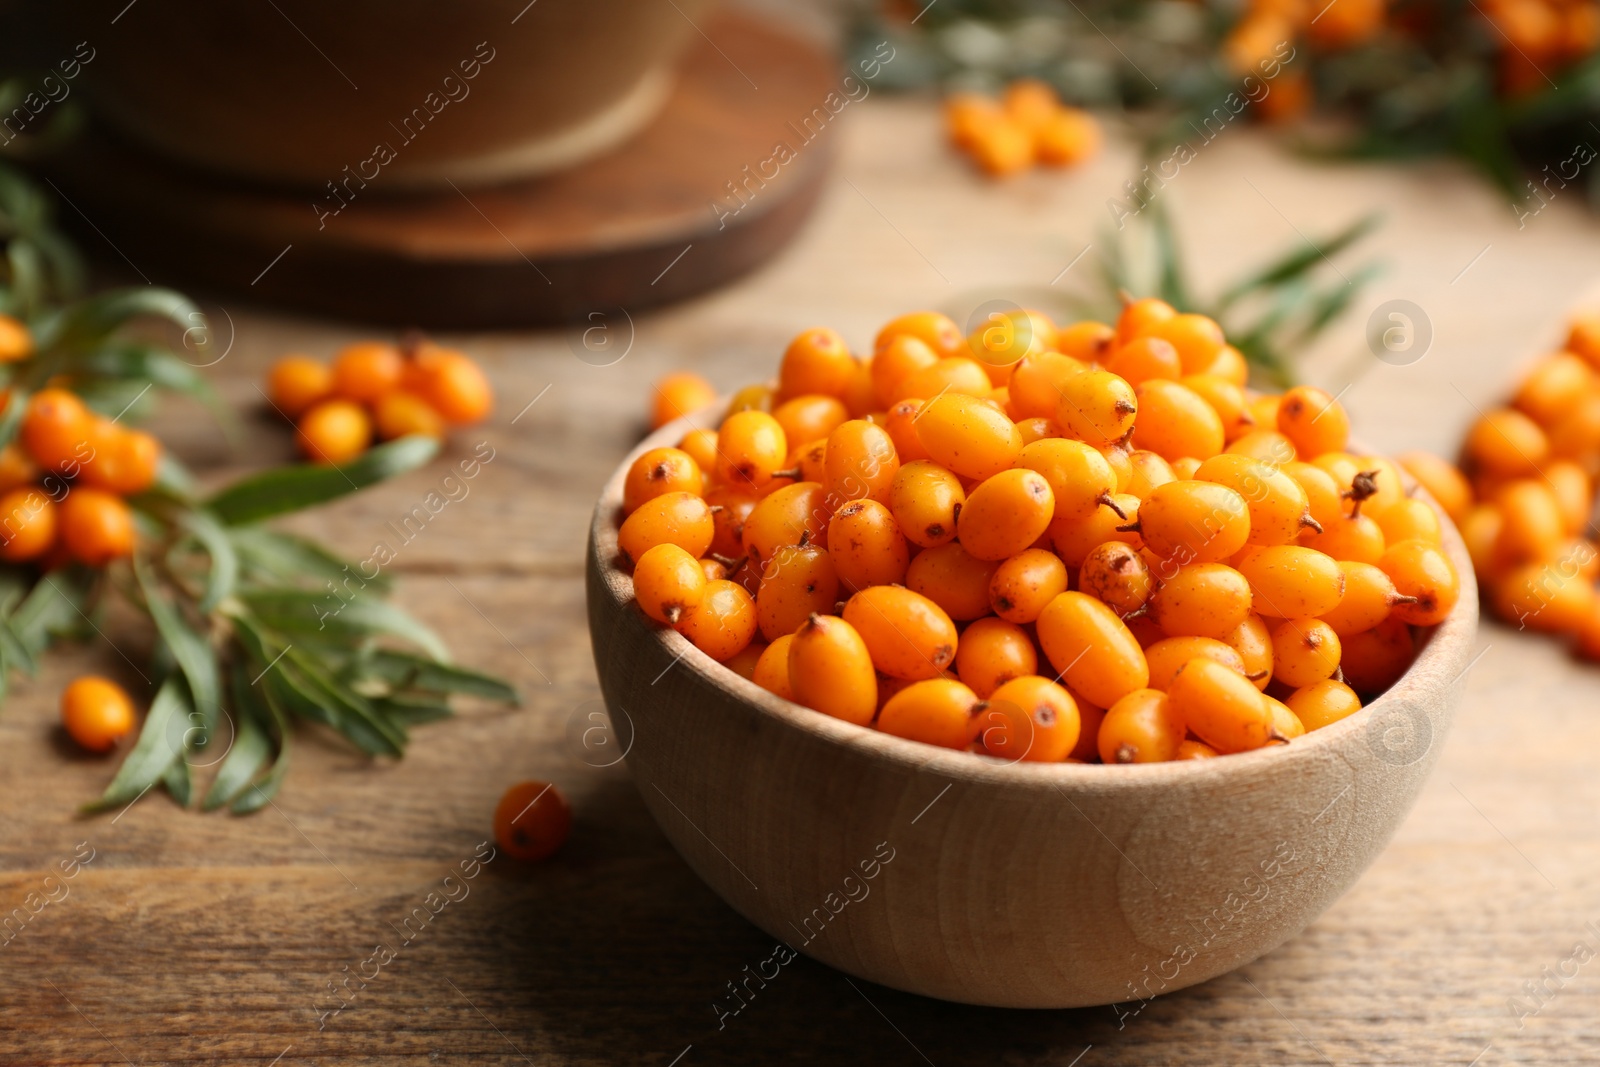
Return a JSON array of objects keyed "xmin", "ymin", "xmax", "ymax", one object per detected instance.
[
  {"xmin": 7, "ymin": 98, "xmax": 1600, "ymax": 1064},
  {"xmin": 39, "ymin": 12, "xmax": 835, "ymax": 328}
]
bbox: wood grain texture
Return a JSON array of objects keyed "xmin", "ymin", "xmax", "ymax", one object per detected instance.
[{"xmin": 5, "ymin": 96, "xmax": 1600, "ymax": 1064}]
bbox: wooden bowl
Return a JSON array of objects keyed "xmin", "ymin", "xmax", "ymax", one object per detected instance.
[{"xmin": 586, "ymin": 417, "xmax": 1479, "ymax": 1009}]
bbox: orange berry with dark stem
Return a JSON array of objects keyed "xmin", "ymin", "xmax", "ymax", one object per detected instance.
[
  {"xmin": 0, "ymin": 487, "xmax": 57, "ymax": 562},
  {"xmin": 1056, "ymin": 370, "xmax": 1137, "ymax": 447},
  {"xmin": 880, "ymin": 679, "xmax": 986, "ymax": 748},
  {"xmin": 828, "ymin": 499, "xmax": 910, "ymax": 592},
  {"xmin": 1131, "ymin": 379, "xmax": 1225, "ymax": 462},
  {"xmin": 1137, "ymin": 480, "xmax": 1251, "ymax": 564},
  {"xmin": 60, "ymin": 487, "xmax": 135, "ymax": 566},
  {"xmin": 955, "ymin": 617, "xmax": 1038, "ymax": 697},
  {"xmin": 1302, "ymin": 509, "xmax": 1386, "ymax": 564},
  {"xmin": 267, "ymin": 355, "xmax": 333, "ymax": 417},
  {"xmin": 1320, "ymin": 561, "xmax": 1403, "ymax": 637},
  {"xmin": 1036, "ymin": 590, "xmax": 1149, "ymax": 709},
  {"xmin": 1115, "ymin": 297, "xmax": 1176, "ymax": 345},
  {"xmin": 1143, "ymin": 636, "xmax": 1246, "ymax": 691},
  {"xmin": 623, "ymin": 447, "xmax": 704, "ymax": 515},
  {"xmin": 989, "ymin": 548, "xmax": 1068, "ymax": 623},
  {"xmin": 779, "ymin": 328, "xmax": 856, "ymax": 399},
  {"xmin": 875, "ymin": 311, "xmax": 967, "ymax": 360},
  {"xmin": 632, "ymin": 544, "xmax": 707, "ymax": 625},
  {"xmin": 618, "ymin": 491, "xmax": 715, "ymax": 565},
  {"xmin": 493, "ymin": 780, "xmax": 571, "ymax": 862},
  {"xmin": 1269, "ymin": 618, "xmax": 1342, "ymax": 688},
  {"xmin": 883, "ymin": 399, "xmax": 933, "ymax": 463},
  {"xmin": 888, "ymin": 461, "xmax": 965, "ymax": 549},
  {"xmin": 331, "ymin": 341, "xmax": 403, "ymax": 404},
  {"xmin": 980, "ymin": 675, "xmax": 1080, "ymax": 762},
  {"xmin": 788, "ymin": 614, "xmax": 878, "ymax": 724},
  {"xmin": 906, "ymin": 541, "xmax": 1001, "ymax": 621},
  {"xmin": 1339, "ymin": 617, "xmax": 1415, "ymax": 695},
  {"xmin": 297, "ymin": 399, "xmax": 372, "ymax": 465},
  {"xmin": 717, "ymin": 410, "xmax": 788, "ymax": 487},
  {"xmin": 1078, "ymin": 541, "xmax": 1153, "ymax": 617},
  {"xmin": 675, "ymin": 578, "xmax": 757, "ymax": 661},
  {"xmin": 1236, "ymin": 545, "xmax": 1347, "ymax": 618},
  {"xmin": 1048, "ymin": 493, "xmax": 1142, "ymax": 567},
  {"xmin": 1054, "ymin": 321, "xmax": 1115, "ymax": 363},
  {"xmin": 756, "ymin": 543, "xmax": 839, "ymax": 642},
  {"xmin": 22, "ymin": 388, "xmax": 94, "ymax": 473},
  {"xmin": 1285, "ymin": 461, "xmax": 1348, "ymax": 532},
  {"xmin": 1225, "ymin": 614, "xmax": 1275, "ymax": 691},
  {"xmin": 1099, "ymin": 688, "xmax": 1186, "ymax": 763},
  {"xmin": 741, "ymin": 481, "xmax": 829, "ymax": 566},
  {"xmin": 824, "ymin": 419, "xmax": 899, "ymax": 506},
  {"xmin": 1015, "ymin": 438, "xmax": 1120, "ymax": 522},
  {"xmin": 1288, "ymin": 679, "xmax": 1363, "ymax": 732},
  {"xmin": 1276, "ymin": 385, "xmax": 1350, "ymax": 457},
  {"xmin": 1149, "ymin": 562, "xmax": 1254, "ymax": 640},
  {"xmin": 1009, "ymin": 352, "xmax": 1087, "ymax": 419},
  {"xmin": 1379, "ymin": 539, "xmax": 1459, "ymax": 626},
  {"xmin": 1167, "ymin": 657, "xmax": 1276, "ymax": 754},
  {"xmin": 61, "ymin": 676, "xmax": 136, "ymax": 752},
  {"xmin": 703, "ymin": 484, "xmax": 761, "ymax": 559},
  {"xmin": 843, "ymin": 585, "xmax": 958, "ymax": 680},
  {"xmin": 753, "ymin": 634, "xmax": 795, "ymax": 699},
  {"xmin": 652, "ymin": 372, "xmax": 718, "ymax": 429},
  {"xmin": 1195, "ymin": 453, "xmax": 1317, "ymax": 546}
]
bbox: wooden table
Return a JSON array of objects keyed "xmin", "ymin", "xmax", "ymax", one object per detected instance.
[{"xmin": 6, "ymin": 96, "xmax": 1600, "ymax": 1066}]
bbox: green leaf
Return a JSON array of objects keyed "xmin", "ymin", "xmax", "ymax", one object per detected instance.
[
  {"xmin": 133, "ymin": 557, "xmax": 221, "ymax": 728},
  {"xmin": 230, "ymin": 663, "xmax": 292, "ymax": 815},
  {"xmin": 36, "ymin": 287, "xmax": 205, "ymax": 355},
  {"xmin": 207, "ymin": 436, "xmax": 438, "ymax": 525},
  {"xmin": 240, "ymin": 589, "xmax": 449, "ymax": 662},
  {"xmin": 1215, "ymin": 213, "xmax": 1382, "ymax": 311},
  {"xmin": 72, "ymin": 342, "xmax": 233, "ymax": 432},
  {"xmin": 283, "ymin": 647, "xmax": 406, "ymax": 756},
  {"xmin": 372, "ymin": 695, "xmax": 454, "ymax": 726},
  {"xmin": 13, "ymin": 568, "xmax": 94, "ymax": 657},
  {"xmin": 152, "ymin": 452, "xmax": 200, "ymax": 500},
  {"xmin": 87, "ymin": 677, "xmax": 187, "ymax": 812},
  {"xmin": 181, "ymin": 509, "xmax": 238, "ymax": 613},
  {"xmin": 229, "ymin": 528, "xmax": 390, "ymax": 592},
  {"xmin": 163, "ymin": 757, "xmax": 193, "ymax": 808},
  {"xmin": 203, "ymin": 667, "xmax": 274, "ymax": 811},
  {"xmin": 357, "ymin": 649, "xmax": 519, "ymax": 704}
]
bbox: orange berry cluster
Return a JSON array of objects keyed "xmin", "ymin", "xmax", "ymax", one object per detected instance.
[
  {"xmin": 1416, "ymin": 312, "xmax": 1600, "ymax": 656},
  {"xmin": 266, "ymin": 339, "xmax": 493, "ymax": 465},
  {"xmin": 944, "ymin": 80, "xmax": 1101, "ymax": 178},
  {"xmin": 0, "ymin": 388, "xmax": 155, "ymax": 568},
  {"xmin": 623, "ymin": 301, "xmax": 1460, "ymax": 764}
]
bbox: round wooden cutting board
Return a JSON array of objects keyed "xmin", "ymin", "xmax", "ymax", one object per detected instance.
[{"xmin": 40, "ymin": 12, "xmax": 839, "ymax": 328}]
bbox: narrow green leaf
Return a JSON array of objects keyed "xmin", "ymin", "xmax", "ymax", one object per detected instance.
[
  {"xmin": 13, "ymin": 568, "xmax": 94, "ymax": 657},
  {"xmin": 231, "ymin": 664, "xmax": 292, "ymax": 815},
  {"xmin": 241, "ymin": 589, "xmax": 449, "ymax": 662},
  {"xmin": 373, "ymin": 695, "xmax": 454, "ymax": 726},
  {"xmin": 37, "ymin": 287, "xmax": 204, "ymax": 354},
  {"xmin": 283, "ymin": 647, "xmax": 406, "ymax": 756},
  {"xmin": 203, "ymin": 666, "xmax": 274, "ymax": 811},
  {"xmin": 133, "ymin": 557, "xmax": 221, "ymax": 727},
  {"xmin": 207, "ymin": 436, "xmax": 439, "ymax": 525},
  {"xmin": 87, "ymin": 677, "xmax": 186, "ymax": 811},
  {"xmin": 163, "ymin": 757, "xmax": 193, "ymax": 808},
  {"xmin": 229, "ymin": 527, "xmax": 390, "ymax": 592},
  {"xmin": 357, "ymin": 650, "xmax": 519, "ymax": 704},
  {"xmin": 182, "ymin": 510, "xmax": 238, "ymax": 613},
  {"xmin": 1215, "ymin": 213, "xmax": 1382, "ymax": 310}
]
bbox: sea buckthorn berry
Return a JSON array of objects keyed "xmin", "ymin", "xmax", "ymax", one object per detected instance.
[
  {"xmin": 1264, "ymin": 697, "xmax": 1305, "ymax": 741},
  {"xmin": 1056, "ymin": 370, "xmax": 1137, "ymax": 447},
  {"xmin": 1227, "ymin": 430, "xmax": 1297, "ymax": 465},
  {"xmin": 1378, "ymin": 539, "xmax": 1459, "ymax": 627},
  {"xmin": 1514, "ymin": 352, "xmax": 1594, "ymax": 426},
  {"xmin": 1078, "ymin": 541, "xmax": 1153, "ymax": 617},
  {"xmin": 1054, "ymin": 321, "xmax": 1116, "ymax": 363},
  {"xmin": 1015, "ymin": 438, "xmax": 1119, "ymax": 522},
  {"xmin": 1491, "ymin": 479, "xmax": 1564, "ymax": 562},
  {"xmin": 1137, "ymin": 480, "xmax": 1251, "ymax": 564},
  {"xmin": 969, "ymin": 118, "xmax": 1034, "ymax": 176},
  {"xmin": 1320, "ymin": 561, "xmax": 1402, "ymax": 637},
  {"xmin": 1069, "ymin": 692, "xmax": 1106, "ymax": 761},
  {"xmin": 1544, "ymin": 461, "xmax": 1590, "ymax": 535},
  {"xmin": 1225, "ymin": 614, "xmax": 1274, "ymax": 690},
  {"xmin": 675, "ymin": 579, "xmax": 757, "ymax": 661},
  {"xmin": 773, "ymin": 395, "xmax": 849, "ymax": 447},
  {"xmin": 828, "ymin": 500, "xmax": 910, "ymax": 592},
  {"xmin": 1355, "ymin": 457, "xmax": 1406, "ymax": 515},
  {"xmin": 741, "ymin": 481, "xmax": 830, "ymax": 565},
  {"xmin": 1149, "ymin": 314, "xmax": 1227, "ymax": 375},
  {"xmin": 618, "ymin": 491, "xmax": 715, "ymax": 565},
  {"xmin": 1179, "ymin": 374, "xmax": 1253, "ymax": 441},
  {"xmin": 1009, "ymin": 352, "xmax": 1087, "ymax": 419},
  {"xmin": 623, "ymin": 447, "xmax": 704, "ymax": 515},
  {"xmin": 789, "ymin": 614, "xmax": 878, "ymax": 724},
  {"xmin": 632, "ymin": 544, "xmax": 708, "ymax": 625},
  {"xmin": 915, "ymin": 393, "xmax": 1023, "ymax": 481},
  {"xmin": 726, "ymin": 383, "xmax": 774, "ymax": 415},
  {"xmin": 22, "ymin": 388, "xmax": 94, "ymax": 472},
  {"xmin": 824, "ymin": 419, "xmax": 899, "ymax": 506},
  {"xmin": 297, "ymin": 399, "xmax": 372, "ymax": 465},
  {"xmin": 0, "ymin": 487, "xmax": 57, "ymax": 562},
  {"xmin": 843, "ymin": 585, "xmax": 958, "ymax": 680},
  {"xmin": 883, "ymin": 399, "xmax": 933, "ymax": 463},
  {"xmin": 1194, "ymin": 453, "xmax": 1316, "ymax": 546},
  {"xmin": 61, "ymin": 676, "xmax": 136, "ymax": 752},
  {"xmin": 1125, "ymin": 450, "xmax": 1176, "ymax": 499},
  {"xmin": 331, "ymin": 341, "xmax": 403, "ymax": 404},
  {"xmin": 1339, "ymin": 617, "xmax": 1415, "ymax": 695},
  {"xmin": 957, "ymin": 469, "xmax": 1054, "ymax": 560},
  {"xmin": 372, "ymin": 392, "xmax": 445, "ymax": 441},
  {"xmin": 1099, "ymin": 443, "xmax": 1133, "ymax": 492},
  {"xmin": 1286, "ymin": 461, "xmax": 1349, "ymax": 532},
  {"xmin": 1003, "ymin": 78, "xmax": 1059, "ymax": 130},
  {"xmin": 1049, "ymin": 494, "xmax": 1141, "ymax": 566},
  {"xmin": 1166, "ymin": 658, "xmax": 1276, "ymax": 754},
  {"xmin": 724, "ymin": 640, "xmax": 767, "ymax": 681},
  {"xmin": 1204, "ymin": 344, "xmax": 1250, "ymax": 386},
  {"xmin": 0, "ymin": 444, "xmax": 37, "ymax": 493},
  {"xmin": 757, "ymin": 544, "xmax": 839, "ymax": 642},
  {"xmin": 876, "ymin": 311, "xmax": 966, "ymax": 360},
  {"xmin": 1549, "ymin": 392, "xmax": 1600, "ymax": 458},
  {"xmin": 1176, "ymin": 739, "xmax": 1219, "ymax": 759},
  {"xmin": 1126, "ymin": 382, "xmax": 1222, "ymax": 463},
  {"xmin": 268, "ymin": 355, "xmax": 333, "ymax": 417},
  {"xmin": 652, "ymin": 372, "xmax": 718, "ymax": 429},
  {"xmin": 1247, "ymin": 394, "xmax": 1282, "ymax": 430},
  {"xmin": 1492, "ymin": 562, "xmax": 1594, "ymax": 633},
  {"xmin": 888, "ymin": 461, "xmax": 965, "ymax": 549},
  {"xmin": 1276, "ymin": 385, "xmax": 1350, "ymax": 457},
  {"xmin": 793, "ymin": 440, "xmax": 828, "ymax": 484},
  {"xmin": 879, "ymin": 679, "xmax": 985, "ymax": 749},
  {"xmin": 893, "ymin": 357, "xmax": 993, "ymax": 402},
  {"xmin": 1373, "ymin": 497, "xmax": 1442, "ymax": 547},
  {"xmin": 871, "ymin": 335, "xmax": 940, "ymax": 406},
  {"xmin": 1106, "ymin": 336, "xmax": 1182, "ymax": 387},
  {"xmin": 494, "ymin": 780, "xmax": 571, "ymax": 862},
  {"xmin": 703, "ymin": 484, "xmax": 761, "ymax": 559},
  {"xmin": 753, "ymin": 634, "xmax": 795, "ymax": 699},
  {"xmin": 1115, "ymin": 297, "xmax": 1176, "ymax": 345},
  {"xmin": 1144, "ymin": 636, "xmax": 1247, "ymax": 692},
  {"xmin": 717, "ymin": 410, "xmax": 788, "ymax": 487},
  {"xmin": 989, "ymin": 548, "xmax": 1068, "ymax": 623},
  {"xmin": 1303, "ymin": 508, "xmax": 1385, "ymax": 565},
  {"xmin": 1288, "ymin": 679, "xmax": 1362, "ymax": 732},
  {"xmin": 1236, "ymin": 545, "xmax": 1346, "ymax": 618},
  {"xmin": 955, "ymin": 617, "xmax": 1038, "ymax": 697},
  {"xmin": 842, "ymin": 360, "xmax": 877, "ymax": 418},
  {"xmin": 968, "ymin": 309, "xmax": 1046, "ymax": 380},
  {"xmin": 1149, "ymin": 563, "xmax": 1254, "ymax": 640},
  {"xmin": 79, "ymin": 426, "xmax": 161, "ymax": 496},
  {"xmin": 1016, "ymin": 417, "xmax": 1061, "ymax": 444},
  {"xmin": 60, "ymin": 487, "xmax": 135, "ymax": 566},
  {"xmin": 1464, "ymin": 407, "xmax": 1549, "ymax": 478},
  {"xmin": 779, "ymin": 328, "xmax": 856, "ymax": 399},
  {"xmin": 1035, "ymin": 591, "xmax": 1150, "ymax": 709},
  {"xmin": 907, "ymin": 541, "xmax": 1001, "ymax": 620},
  {"xmin": 406, "ymin": 346, "xmax": 492, "ymax": 424},
  {"xmin": 0, "ymin": 314, "xmax": 32, "ymax": 361},
  {"xmin": 1170, "ymin": 457, "xmax": 1202, "ymax": 479},
  {"xmin": 1269, "ymin": 618, "xmax": 1343, "ymax": 688},
  {"xmin": 1099, "ymin": 688, "xmax": 1185, "ymax": 763},
  {"xmin": 980, "ymin": 676, "xmax": 1080, "ymax": 762},
  {"xmin": 678, "ymin": 428, "xmax": 720, "ymax": 472},
  {"xmin": 1462, "ymin": 503, "xmax": 1504, "ymax": 578}
]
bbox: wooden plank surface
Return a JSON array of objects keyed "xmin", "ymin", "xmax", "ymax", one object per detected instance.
[{"xmin": 6, "ymin": 95, "xmax": 1600, "ymax": 1065}]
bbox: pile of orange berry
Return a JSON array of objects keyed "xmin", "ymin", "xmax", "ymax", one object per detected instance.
[
  {"xmin": 266, "ymin": 338, "xmax": 493, "ymax": 465},
  {"xmin": 0, "ymin": 388, "xmax": 156, "ymax": 568},
  {"xmin": 623, "ymin": 301, "xmax": 1460, "ymax": 764},
  {"xmin": 1410, "ymin": 311, "xmax": 1600, "ymax": 655},
  {"xmin": 943, "ymin": 80, "xmax": 1101, "ymax": 178}
]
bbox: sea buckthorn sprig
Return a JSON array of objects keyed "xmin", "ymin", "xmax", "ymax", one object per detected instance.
[
  {"xmin": 944, "ymin": 79, "xmax": 1101, "ymax": 178},
  {"xmin": 628, "ymin": 301, "xmax": 1458, "ymax": 763},
  {"xmin": 266, "ymin": 336, "xmax": 493, "ymax": 464}
]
